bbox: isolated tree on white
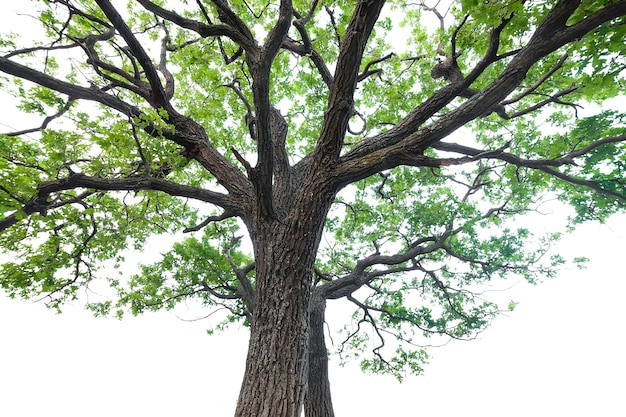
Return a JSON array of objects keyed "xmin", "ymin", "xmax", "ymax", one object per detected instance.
[{"xmin": 1, "ymin": 1, "xmax": 625, "ymax": 416}]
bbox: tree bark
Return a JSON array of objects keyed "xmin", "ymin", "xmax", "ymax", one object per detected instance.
[
  {"xmin": 234, "ymin": 189, "xmax": 333, "ymax": 417},
  {"xmin": 304, "ymin": 293, "xmax": 335, "ymax": 417},
  {"xmin": 234, "ymin": 226, "xmax": 309, "ymax": 417}
]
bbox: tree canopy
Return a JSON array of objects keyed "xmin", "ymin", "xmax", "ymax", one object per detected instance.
[{"xmin": 1, "ymin": 1, "xmax": 625, "ymax": 416}]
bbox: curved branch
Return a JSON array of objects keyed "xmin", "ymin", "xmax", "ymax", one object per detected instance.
[
  {"xmin": 183, "ymin": 210, "xmax": 237, "ymax": 233},
  {"xmin": 0, "ymin": 56, "xmax": 140, "ymax": 116},
  {"xmin": 95, "ymin": 0, "xmax": 171, "ymax": 110},
  {"xmin": 286, "ymin": 21, "xmax": 333, "ymax": 88},
  {"xmin": 432, "ymin": 138, "xmax": 626, "ymax": 201},
  {"xmin": 210, "ymin": 0, "xmax": 257, "ymax": 44},
  {"xmin": 3, "ymin": 99, "xmax": 75, "ymax": 137},
  {"xmin": 319, "ymin": 236, "xmax": 445, "ymax": 300},
  {"xmin": 225, "ymin": 236, "xmax": 256, "ymax": 315},
  {"xmin": 135, "ymin": 0, "xmax": 257, "ymax": 53},
  {"xmin": 347, "ymin": 294, "xmax": 388, "ymax": 360},
  {"xmin": 262, "ymin": 0, "xmax": 292, "ymax": 62},
  {"xmin": 201, "ymin": 280, "xmax": 241, "ymax": 300},
  {"xmin": 158, "ymin": 22, "xmax": 175, "ymax": 101},
  {"xmin": 358, "ymin": 53, "xmax": 394, "ymax": 82}
]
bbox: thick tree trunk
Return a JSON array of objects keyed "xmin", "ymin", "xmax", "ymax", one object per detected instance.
[
  {"xmin": 234, "ymin": 204, "xmax": 330, "ymax": 417},
  {"xmin": 304, "ymin": 293, "xmax": 335, "ymax": 417}
]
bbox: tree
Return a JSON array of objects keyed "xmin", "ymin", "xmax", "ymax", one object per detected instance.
[{"xmin": 1, "ymin": 1, "xmax": 625, "ymax": 416}]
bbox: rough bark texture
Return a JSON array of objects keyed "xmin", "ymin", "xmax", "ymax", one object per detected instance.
[
  {"xmin": 235, "ymin": 180, "xmax": 335, "ymax": 417},
  {"xmin": 304, "ymin": 294, "xmax": 335, "ymax": 417},
  {"xmin": 234, "ymin": 225, "xmax": 311, "ymax": 417}
]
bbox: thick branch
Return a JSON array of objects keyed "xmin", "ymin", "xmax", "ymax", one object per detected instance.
[
  {"xmin": 314, "ymin": 0, "xmax": 386, "ymax": 159},
  {"xmin": 341, "ymin": 17, "xmax": 511, "ymax": 166},
  {"xmin": 333, "ymin": 1, "xmax": 626, "ymax": 186},
  {"xmin": 36, "ymin": 173, "xmax": 235, "ymax": 207},
  {"xmin": 135, "ymin": 0, "xmax": 257, "ymax": 52},
  {"xmin": 210, "ymin": 0, "xmax": 257, "ymax": 44},
  {"xmin": 262, "ymin": 0, "xmax": 292, "ymax": 61},
  {"xmin": 246, "ymin": 1, "xmax": 293, "ymax": 219},
  {"xmin": 0, "ymin": 56, "xmax": 140, "ymax": 116},
  {"xmin": 95, "ymin": 0, "xmax": 171, "ymax": 110}
]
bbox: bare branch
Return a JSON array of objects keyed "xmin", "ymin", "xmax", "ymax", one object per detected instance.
[
  {"xmin": 358, "ymin": 53, "xmax": 394, "ymax": 82},
  {"xmin": 508, "ymin": 86, "xmax": 579, "ymax": 119},
  {"xmin": 287, "ymin": 18, "xmax": 333, "ymax": 88},
  {"xmin": 324, "ymin": 6, "xmax": 342, "ymax": 46},
  {"xmin": 157, "ymin": 21, "xmax": 175, "ymax": 101},
  {"xmin": 219, "ymin": 78, "xmax": 256, "ymax": 141},
  {"xmin": 183, "ymin": 210, "xmax": 237, "ymax": 233}
]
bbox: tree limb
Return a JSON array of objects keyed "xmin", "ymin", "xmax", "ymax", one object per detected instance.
[
  {"xmin": 95, "ymin": 0, "xmax": 171, "ymax": 110},
  {"xmin": 432, "ymin": 139, "xmax": 626, "ymax": 201},
  {"xmin": 333, "ymin": 1, "xmax": 626, "ymax": 187},
  {"xmin": 135, "ymin": 0, "xmax": 257, "ymax": 53}
]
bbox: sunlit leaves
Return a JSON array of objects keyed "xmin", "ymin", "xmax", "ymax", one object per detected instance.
[
  {"xmin": 0, "ymin": 0, "xmax": 625, "ymax": 383},
  {"xmin": 106, "ymin": 220, "xmax": 252, "ymax": 330}
]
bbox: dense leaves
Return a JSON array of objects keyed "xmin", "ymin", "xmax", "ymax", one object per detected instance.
[{"xmin": 1, "ymin": 1, "xmax": 625, "ymax": 416}]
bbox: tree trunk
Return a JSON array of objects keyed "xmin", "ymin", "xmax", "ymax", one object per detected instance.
[
  {"xmin": 304, "ymin": 293, "xmax": 335, "ymax": 417},
  {"xmin": 234, "ymin": 209, "xmax": 328, "ymax": 417}
]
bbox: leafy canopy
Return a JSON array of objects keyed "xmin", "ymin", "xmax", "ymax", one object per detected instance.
[{"xmin": 1, "ymin": 0, "xmax": 625, "ymax": 379}]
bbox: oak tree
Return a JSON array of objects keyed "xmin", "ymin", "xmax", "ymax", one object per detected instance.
[{"xmin": 1, "ymin": 1, "xmax": 625, "ymax": 416}]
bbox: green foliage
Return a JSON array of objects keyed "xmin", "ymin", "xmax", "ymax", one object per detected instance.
[
  {"xmin": 0, "ymin": 0, "xmax": 625, "ymax": 381},
  {"xmin": 91, "ymin": 220, "xmax": 253, "ymax": 327}
]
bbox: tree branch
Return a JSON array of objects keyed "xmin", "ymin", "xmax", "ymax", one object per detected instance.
[
  {"xmin": 501, "ymin": 53, "xmax": 570, "ymax": 106},
  {"xmin": 135, "ymin": 0, "xmax": 257, "ymax": 53},
  {"xmin": 313, "ymin": 0, "xmax": 386, "ymax": 160},
  {"xmin": 319, "ymin": 236, "xmax": 445, "ymax": 300},
  {"xmin": 333, "ymin": 1, "xmax": 626, "ymax": 187},
  {"xmin": 245, "ymin": 1, "xmax": 293, "ymax": 219},
  {"xmin": 36, "ymin": 173, "xmax": 235, "ymax": 206},
  {"xmin": 432, "ymin": 138, "xmax": 626, "ymax": 201},
  {"xmin": 225, "ymin": 236, "xmax": 256, "ymax": 315},
  {"xmin": 0, "ymin": 56, "xmax": 140, "ymax": 116},
  {"xmin": 95, "ymin": 0, "xmax": 171, "ymax": 110}
]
